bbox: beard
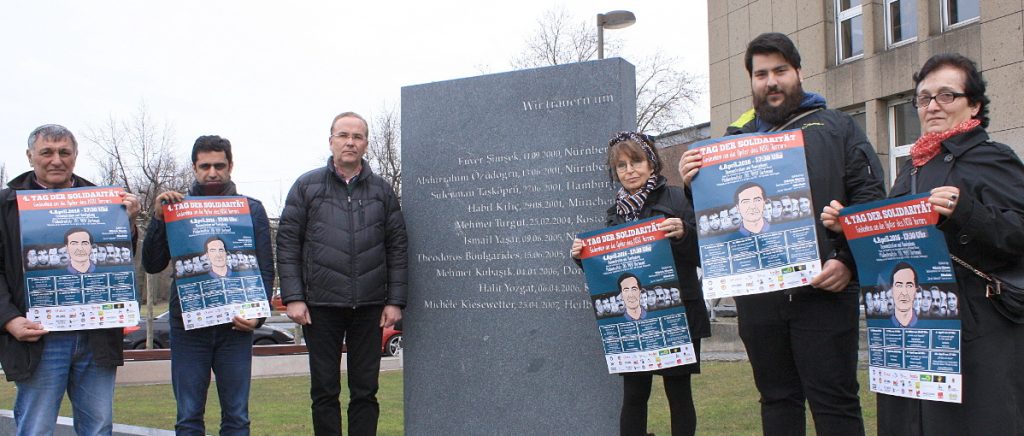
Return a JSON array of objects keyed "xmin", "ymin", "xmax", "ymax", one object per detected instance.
[{"xmin": 754, "ymin": 83, "xmax": 805, "ymax": 127}]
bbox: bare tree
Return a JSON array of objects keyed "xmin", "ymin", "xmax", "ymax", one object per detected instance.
[
  {"xmin": 510, "ymin": 7, "xmax": 613, "ymax": 68},
  {"xmin": 368, "ymin": 105, "xmax": 402, "ymax": 201},
  {"xmin": 84, "ymin": 103, "xmax": 193, "ymax": 333},
  {"xmin": 0, "ymin": 163, "xmax": 7, "ymax": 186},
  {"xmin": 634, "ymin": 52, "xmax": 703, "ymax": 133},
  {"xmin": 85, "ymin": 102, "xmax": 193, "ymax": 222},
  {"xmin": 511, "ymin": 8, "xmax": 703, "ymax": 134}
]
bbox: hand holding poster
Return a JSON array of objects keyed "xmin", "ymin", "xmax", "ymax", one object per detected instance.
[
  {"xmin": 578, "ymin": 216, "xmax": 697, "ymax": 374},
  {"xmin": 18, "ymin": 186, "xmax": 139, "ymax": 330},
  {"xmin": 839, "ymin": 193, "xmax": 962, "ymax": 403},
  {"xmin": 163, "ymin": 196, "xmax": 271, "ymax": 330},
  {"xmin": 690, "ymin": 130, "xmax": 821, "ymax": 299}
]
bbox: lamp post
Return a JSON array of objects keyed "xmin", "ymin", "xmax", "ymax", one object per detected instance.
[{"xmin": 597, "ymin": 10, "xmax": 636, "ymax": 60}]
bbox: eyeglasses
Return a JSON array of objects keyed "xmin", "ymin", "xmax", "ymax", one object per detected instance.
[
  {"xmin": 330, "ymin": 132, "xmax": 366, "ymax": 141},
  {"xmin": 913, "ymin": 92, "xmax": 967, "ymax": 108},
  {"xmin": 615, "ymin": 160, "xmax": 648, "ymax": 173}
]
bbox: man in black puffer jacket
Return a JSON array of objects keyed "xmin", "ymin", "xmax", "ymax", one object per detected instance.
[{"xmin": 277, "ymin": 111, "xmax": 408, "ymax": 436}]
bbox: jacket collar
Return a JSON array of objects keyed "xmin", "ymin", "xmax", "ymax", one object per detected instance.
[
  {"xmin": 940, "ymin": 127, "xmax": 989, "ymax": 159},
  {"xmin": 325, "ymin": 157, "xmax": 372, "ymax": 183},
  {"xmin": 7, "ymin": 171, "xmax": 95, "ymax": 191}
]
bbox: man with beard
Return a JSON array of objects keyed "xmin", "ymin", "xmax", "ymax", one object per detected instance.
[
  {"xmin": 709, "ymin": 213, "xmax": 722, "ymax": 233},
  {"xmin": 928, "ymin": 286, "xmax": 943, "ymax": 317},
  {"xmin": 678, "ymin": 33, "xmax": 884, "ymax": 435},
  {"xmin": 142, "ymin": 135, "xmax": 274, "ymax": 435}
]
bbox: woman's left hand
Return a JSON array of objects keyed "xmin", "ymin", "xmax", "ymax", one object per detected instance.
[
  {"xmin": 929, "ymin": 186, "xmax": 961, "ymax": 217},
  {"xmin": 659, "ymin": 218, "xmax": 686, "ymax": 239}
]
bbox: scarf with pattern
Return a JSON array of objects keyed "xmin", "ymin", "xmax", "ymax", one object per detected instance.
[
  {"xmin": 615, "ymin": 175, "xmax": 659, "ymax": 222},
  {"xmin": 910, "ymin": 118, "xmax": 981, "ymax": 167}
]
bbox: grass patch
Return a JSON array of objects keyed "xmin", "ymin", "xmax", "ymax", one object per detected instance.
[{"xmin": 1, "ymin": 362, "xmax": 876, "ymax": 435}]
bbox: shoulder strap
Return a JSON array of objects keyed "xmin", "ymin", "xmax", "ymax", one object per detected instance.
[{"xmin": 769, "ymin": 107, "xmax": 824, "ymax": 132}]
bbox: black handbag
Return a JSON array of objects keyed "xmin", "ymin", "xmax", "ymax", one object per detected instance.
[{"xmin": 951, "ymin": 255, "xmax": 1024, "ymax": 324}]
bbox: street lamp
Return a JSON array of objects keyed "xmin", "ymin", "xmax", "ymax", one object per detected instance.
[{"xmin": 597, "ymin": 10, "xmax": 636, "ymax": 60}]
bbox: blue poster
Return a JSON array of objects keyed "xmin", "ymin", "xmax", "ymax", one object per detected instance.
[
  {"xmin": 840, "ymin": 193, "xmax": 962, "ymax": 403},
  {"xmin": 578, "ymin": 216, "xmax": 697, "ymax": 374},
  {"xmin": 690, "ymin": 129, "xmax": 821, "ymax": 298},
  {"xmin": 163, "ymin": 196, "xmax": 271, "ymax": 330},
  {"xmin": 18, "ymin": 186, "xmax": 139, "ymax": 331}
]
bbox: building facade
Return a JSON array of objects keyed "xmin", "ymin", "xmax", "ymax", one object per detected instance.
[{"xmin": 707, "ymin": 0, "xmax": 1023, "ymax": 183}]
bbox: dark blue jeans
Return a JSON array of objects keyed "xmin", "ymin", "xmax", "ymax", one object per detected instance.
[
  {"xmin": 13, "ymin": 331, "xmax": 116, "ymax": 436},
  {"xmin": 170, "ymin": 323, "xmax": 254, "ymax": 436},
  {"xmin": 304, "ymin": 305, "xmax": 384, "ymax": 436}
]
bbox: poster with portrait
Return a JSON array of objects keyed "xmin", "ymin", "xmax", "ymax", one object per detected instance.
[
  {"xmin": 578, "ymin": 216, "xmax": 697, "ymax": 374},
  {"xmin": 840, "ymin": 193, "xmax": 962, "ymax": 403},
  {"xmin": 18, "ymin": 186, "xmax": 139, "ymax": 331},
  {"xmin": 690, "ymin": 129, "xmax": 821, "ymax": 299},
  {"xmin": 163, "ymin": 196, "xmax": 271, "ymax": 330}
]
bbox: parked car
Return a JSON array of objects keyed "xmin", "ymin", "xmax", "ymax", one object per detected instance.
[
  {"xmin": 381, "ymin": 325, "xmax": 402, "ymax": 357},
  {"xmin": 272, "ymin": 288, "xmax": 402, "ymax": 356},
  {"xmin": 270, "ymin": 288, "xmax": 286, "ymax": 312},
  {"xmin": 123, "ymin": 311, "xmax": 295, "ymax": 349}
]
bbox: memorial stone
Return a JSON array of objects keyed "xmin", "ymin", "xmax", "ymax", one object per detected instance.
[{"xmin": 402, "ymin": 58, "xmax": 636, "ymax": 435}]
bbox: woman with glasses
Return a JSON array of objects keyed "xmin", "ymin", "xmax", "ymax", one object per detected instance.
[
  {"xmin": 822, "ymin": 53, "xmax": 1024, "ymax": 435},
  {"xmin": 571, "ymin": 132, "xmax": 710, "ymax": 436}
]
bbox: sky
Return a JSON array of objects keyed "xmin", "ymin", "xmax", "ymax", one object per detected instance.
[{"xmin": 0, "ymin": 1, "xmax": 710, "ymax": 216}]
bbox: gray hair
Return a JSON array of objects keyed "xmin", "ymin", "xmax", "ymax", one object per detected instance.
[
  {"xmin": 330, "ymin": 112, "xmax": 369, "ymax": 136},
  {"xmin": 27, "ymin": 124, "xmax": 78, "ymax": 150}
]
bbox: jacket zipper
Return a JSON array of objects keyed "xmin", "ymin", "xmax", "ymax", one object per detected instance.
[{"xmin": 348, "ymin": 192, "xmax": 357, "ymax": 308}]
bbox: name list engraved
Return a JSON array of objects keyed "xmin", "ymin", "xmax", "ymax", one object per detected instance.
[{"xmin": 414, "ymin": 141, "xmax": 611, "ymax": 311}]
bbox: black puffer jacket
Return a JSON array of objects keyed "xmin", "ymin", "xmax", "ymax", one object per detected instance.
[
  {"xmin": 0, "ymin": 172, "xmax": 129, "ymax": 382},
  {"xmin": 277, "ymin": 159, "xmax": 408, "ymax": 308},
  {"xmin": 727, "ymin": 107, "xmax": 886, "ymax": 289}
]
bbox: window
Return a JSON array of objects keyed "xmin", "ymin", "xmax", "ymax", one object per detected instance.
[
  {"xmin": 836, "ymin": 0, "xmax": 864, "ymax": 62},
  {"xmin": 885, "ymin": 0, "xmax": 918, "ymax": 47},
  {"xmin": 888, "ymin": 99, "xmax": 921, "ymax": 184},
  {"xmin": 943, "ymin": 0, "xmax": 980, "ymax": 30}
]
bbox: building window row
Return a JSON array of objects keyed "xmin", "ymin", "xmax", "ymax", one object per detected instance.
[{"xmin": 836, "ymin": 0, "xmax": 980, "ymax": 63}]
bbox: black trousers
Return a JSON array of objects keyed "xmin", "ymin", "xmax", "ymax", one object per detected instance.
[
  {"xmin": 736, "ymin": 290, "xmax": 864, "ymax": 436},
  {"xmin": 620, "ymin": 373, "xmax": 696, "ymax": 436},
  {"xmin": 304, "ymin": 305, "xmax": 384, "ymax": 436}
]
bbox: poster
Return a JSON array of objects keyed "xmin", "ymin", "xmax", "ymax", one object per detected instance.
[
  {"xmin": 690, "ymin": 129, "xmax": 821, "ymax": 299},
  {"xmin": 18, "ymin": 186, "xmax": 139, "ymax": 331},
  {"xmin": 578, "ymin": 216, "xmax": 697, "ymax": 374},
  {"xmin": 840, "ymin": 193, "xmax": 962, "ymax": 403},
  {"xmin": 163, "ymin": 196, "xmax": 271, "ymax": 330}
]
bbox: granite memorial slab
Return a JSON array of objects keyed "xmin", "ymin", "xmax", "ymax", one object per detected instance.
[{"xmin": 402, "ymin": 58, "xmax": 636, "ymax": 435}]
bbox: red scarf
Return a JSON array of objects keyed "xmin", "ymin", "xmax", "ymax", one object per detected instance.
[{"xmin": 910, "ymin": 118, "xmax": 981, "ymax": 167}]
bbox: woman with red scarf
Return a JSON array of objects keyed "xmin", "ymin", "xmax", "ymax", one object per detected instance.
[{"xmin": 823, "ymin": 53, "xmax": 1024, "ymax": 435}]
